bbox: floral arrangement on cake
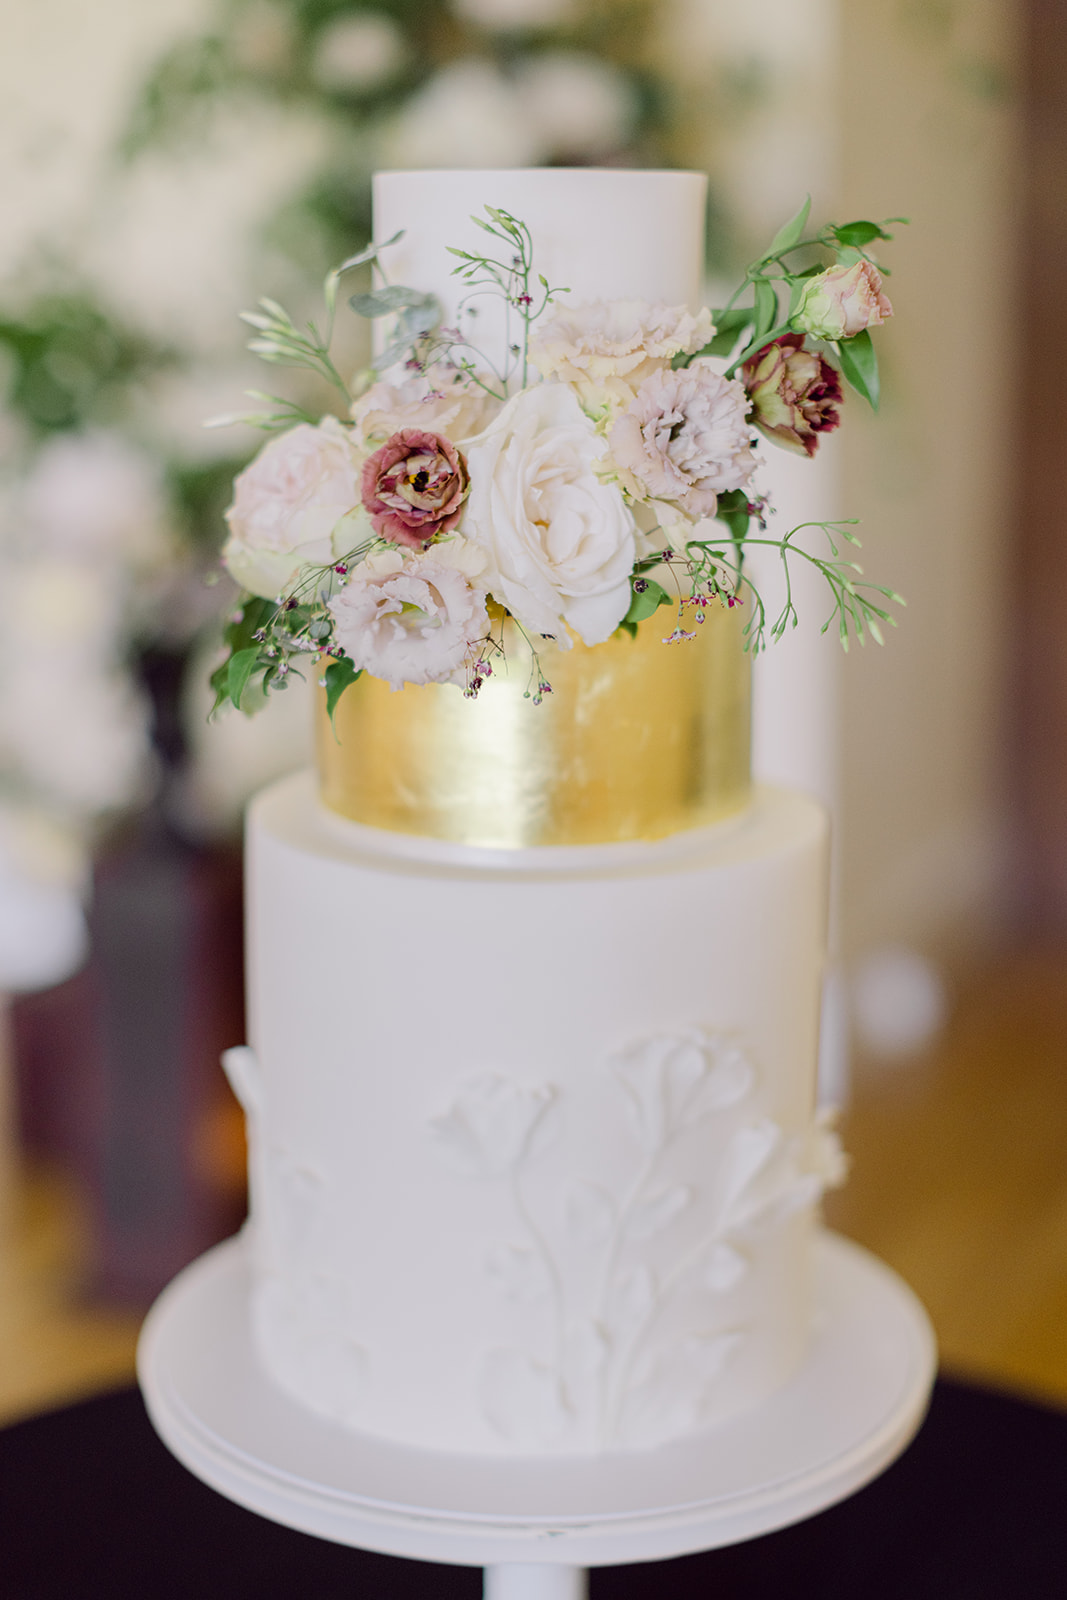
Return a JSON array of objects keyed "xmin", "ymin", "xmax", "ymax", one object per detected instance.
[{"xmin": 211, "ymin": 198, "xmax": 902, "ymax": 716}]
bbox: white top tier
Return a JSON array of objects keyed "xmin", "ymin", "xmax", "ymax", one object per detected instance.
[{"xmin": 372, "ymin": 168, "xmax": 707, "ymax": 374}]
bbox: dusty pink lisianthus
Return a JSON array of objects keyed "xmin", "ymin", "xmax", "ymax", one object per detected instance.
[
  {"xmin": 326, "ymin": 544, "xmax": 488, "ymax": 690},
  {"xmin": 792, "ymin": 261, "xmax": 893, "ymax": 341},
  {"xmin": 741, "ymin": 334, "xmax": 842, "ymax": 458},
  {"xmin": 361, "ymin": 429, "xmax": 469, "ymax": 548},
  {"xmin": 609, "ymin": 364, "xmax": 755, "ymax": 519}
]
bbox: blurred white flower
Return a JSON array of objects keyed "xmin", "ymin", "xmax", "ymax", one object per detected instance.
[
  {"xmin": 451, "ymin": 0, "xmax": 578, "ymax": 29},
  {"xmin": 0, "ymin": 660, "xmax": 152, "ymax": 815},
  {"xmin": 6, "ymin": 561, "xmax": 124, "ymax": 660},
  {"xmin": 230, "ymin": 0, "xmax": 296, "ymax": 74},
  {"xmin": 20, "ymin": 430, "xmax": 172, "ymax": 569},
  {"xmin": 516, "ymin": 52, "xmax": 637, "ymax": 158},
  {"xmin": 176, "ymin": 639, "xmax": 316, "ymax": 838},
  {"xmin": 0, "ymin": 805, "xmax": 88, "ymax": 991},
  {"xmin": 311, "ymin": 13, "xmax": 403, "ymax": 92},
  {"xmin": 378, "ymin": 61, "xmax": 545, "ymax": 170}
]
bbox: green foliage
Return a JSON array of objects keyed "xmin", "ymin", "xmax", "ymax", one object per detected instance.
[
  {"xmin": 323, "ymin": 654, "xmax": 360, "ymax": 725},
  {"xmin": 837, "ymin": 328, "xmax": 881, "ymax": 410},
  {"xmin": 0, "ymin": 297, "xmax": 171, "ymax": 435},
  {"xmin": 675, "ymin": 202, "xmax": 903, "ymax": 391},
  {"xmin": 623, "ymin": 576, "xmax": 671, "ymax": 626},
  {"xmin": 678, "ymin": 521, "xmax": 904, "ymax": 655},
  {"xmin": 714, "ymin": 489, "xmax": 751, "ymax": 547},
  {"xmin": 769, "ymin": 196, "xmax": 811, "ymax": 254}
]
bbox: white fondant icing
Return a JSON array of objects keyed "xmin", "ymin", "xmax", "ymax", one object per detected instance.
[
  {"xmin": 372, "ymin": 169, "xmax": 707, "ymax": 378},
  {"xmin": 239, "ymin": 771, "xmax": 833, "ymax": 1455}
]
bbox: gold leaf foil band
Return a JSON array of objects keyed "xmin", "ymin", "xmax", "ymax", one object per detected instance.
[{"xmin": 316, "ymin": 604, "xmax": 751, "ymax": 849}]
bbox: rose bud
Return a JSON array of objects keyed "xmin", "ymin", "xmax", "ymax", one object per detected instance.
[
  {"xmin": 741, "ymin": 333, "xmax": 843, "ymax": 458},
  {"xmin": 361, "ymin": 428, "xmax": 470, "ymax": 548},
  {"xmin": 792, "ymin": 260, "xmax": 893, "ymax": 341}
]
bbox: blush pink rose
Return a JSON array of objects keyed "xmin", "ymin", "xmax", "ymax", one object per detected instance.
[
  {"xmin": 792, "ymin": 261, "xmax": 893, "ymax": 341},
  {"xmin": 741, "ymin": 334, "xmax": 842, "ymax": 458},
  {"xmin": 222, "ymin": 416, "xmax": 361, "ymax": 598},
  {"xmin": 360, "ymin": 429, "xmax": 470, "ymax": 548}
]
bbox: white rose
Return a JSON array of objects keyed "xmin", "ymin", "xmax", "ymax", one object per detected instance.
[
  {"xmin": 222, "ymin": 417, "xmax": 361, "ymax": 598},
  {"xmin": 462, "ymin": 384, "xmax": 637, "ymax": 647},
  {"xmin": 327, "ymin": 540, "xmax": 489, "ymax": 690}
]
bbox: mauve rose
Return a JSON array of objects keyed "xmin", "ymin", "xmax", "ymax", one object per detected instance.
[
  {"xmin": 361, "ymin": 429, "xmax": 469, "ymax": 548},
  {"xmin": 742, "ymin": 334, "xmax": 842, "ymax": 459},
  {"xmin": 792, "ymin": 261, "xmax": 893, "ymax": 341}
]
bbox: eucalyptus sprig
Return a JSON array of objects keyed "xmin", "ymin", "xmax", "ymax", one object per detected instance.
[{"xmin": 211, "ymin": 235, "xmax": 405, "ymax": 432}]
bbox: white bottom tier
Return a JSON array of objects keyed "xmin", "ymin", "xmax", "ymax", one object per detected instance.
[
  {"xmin": 230, "ymin": 773, "xmax": 832, "ymax": 1457},
  {"xmin": 137, "ymin": 1230, "xmax": 937, "ymax": 1567}
]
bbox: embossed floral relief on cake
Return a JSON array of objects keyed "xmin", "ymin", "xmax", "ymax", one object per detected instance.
[
  {"xmin": 430, "ymin": 1029, "xmax": 846, "ymax": 1450},
  {"xmin": 222, "ymin": 1045, "xmax": 372, "ymax": 1423}
]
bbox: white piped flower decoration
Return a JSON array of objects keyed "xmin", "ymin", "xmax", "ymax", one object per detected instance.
[{"xmin": 461, "ymin": 383, "xmax": 637, "ymax": 647}]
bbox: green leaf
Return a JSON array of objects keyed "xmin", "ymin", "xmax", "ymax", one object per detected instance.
[
  {"xmin": 223, "ymin": 595, "xmax": 273, "ymax": 653},
  {"xmin": 623, "ymin": 577, "xmax": 671, "ymax": 626},
  {"xmin": 770, "ymin": 196, "xmax": 811, "ymax": 254},
  {"xmin": 753, "ymin": 278, "xmax": 779, "ymax": 343},
  {"xmin": 688, "ymin": 306, "xmax": 754, "ymax": 361},
  {"xmin": 715, "ymin": 488, "xmax": 751, "ymax": 545},
  {"xmin": 324, "ymin": 655, "xmax": 361, "ymax": 725},
  {"xmin": 227, "ymin": 646, "xmax": 262, "ymax": 711},
  {"xmin": 837, "ymin": 328, "xmax": 880, "ymax": 410},
  {"xmin": 833, "ymin": 220, "xmax": 891, "ymax": 247},
  {"xmin": 349, "ymin": 285, "xmax": 432, "ymax": 318},
  {"xmin": 330, "ymin": 231, "xmax": 403, "ymax": 280}
]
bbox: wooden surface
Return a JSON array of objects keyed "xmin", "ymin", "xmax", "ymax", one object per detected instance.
[
  {"xmin": 1, "ymin": 943, "xmax": 1065, "ymax": 1427},
  {"xmin": 826, "ymin": 942, "xmax": 1067, "ymax": 1406}
]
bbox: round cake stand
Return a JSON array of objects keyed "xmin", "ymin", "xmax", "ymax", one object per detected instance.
[{"xmin": 138, "ymin": 1230, "xmax": 935, "ymax": 1599}]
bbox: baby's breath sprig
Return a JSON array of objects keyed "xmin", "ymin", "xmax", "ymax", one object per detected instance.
[
  {"xmin": 680, "ymin": 522, "xmax": 903, "ymax": 654},
  {"xmin": 209, "ymin": 536, "xmax": 378, "ymax": 715},
  {"xmin": 446, "ymin": 207, "xmax": 568, "ymax": 395}
]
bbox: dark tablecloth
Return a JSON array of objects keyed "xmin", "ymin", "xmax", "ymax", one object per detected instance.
[{"xmin": 0, "ymin": 1378, "xmax": 1064, "ymax": 1598}]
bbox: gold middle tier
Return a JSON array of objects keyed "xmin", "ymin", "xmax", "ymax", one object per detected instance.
[{"xmin": 317, "ymin": 602, "xmax": 751, "ymax": 848}]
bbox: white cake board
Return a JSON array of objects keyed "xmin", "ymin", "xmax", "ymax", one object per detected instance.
[{"xmin": 139, "ymin": 1228, "xmax": 934, "ymax": 1591}]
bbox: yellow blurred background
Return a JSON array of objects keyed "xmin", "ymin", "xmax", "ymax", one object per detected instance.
[{"xmin": 2, "ymin": 0, "xmax": 1065, "ymax": 1430}]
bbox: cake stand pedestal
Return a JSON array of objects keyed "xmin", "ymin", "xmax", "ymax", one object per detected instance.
[{"xmin": 138, "ymin": 1230, "xmax": 935, "ymax": 1599}]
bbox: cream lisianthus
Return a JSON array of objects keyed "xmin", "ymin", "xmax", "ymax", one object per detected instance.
[
  {"xmin": 462, "ymin": 384, "xmax": 637, "ymax": 647},
  {"xmin": 529, "ymin": 300, "xmax": 715, "ymax": 409},
  {"xmin": 222, "ymin": 417, "xmax": 362, "ymax": 598},
  {"xmin": 326, "ymin": 539, "xmax": 489, "ymax": 690},
  {"xmin": 351, "ymin": 371, "xmax": 501, "ymax": 450}
]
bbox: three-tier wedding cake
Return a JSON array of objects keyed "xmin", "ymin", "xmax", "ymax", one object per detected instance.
[{"xmin": 220, "ymin": 168, "xmax": 852, "ymax": 1459}]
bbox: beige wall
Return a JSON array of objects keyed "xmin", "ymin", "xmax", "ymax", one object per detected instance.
[{"xmin": 839, "ymin": 0, "xmax": 1019, "ymax": 956}]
